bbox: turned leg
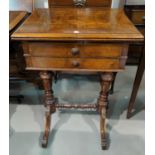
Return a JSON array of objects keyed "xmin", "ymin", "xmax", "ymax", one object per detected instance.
[
  {"xmin": 40, "ymin": 71, "xmax": 56, "ymax": 148},
  {"xmin": 97, "ymin": 72, "xmax": 113, "ymax": 150}
]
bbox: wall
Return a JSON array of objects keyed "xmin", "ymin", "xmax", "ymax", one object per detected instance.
[
  {"xmin": 126, "ymin": 0, "xmax": 145, "ymax": 5},
  {"xmin": 35, "ymin": 0, "xmax": 48, "ymax": 8},
  {"xmin": 112, "ymin": 0, "xmax": 125, "ymax": 8}
]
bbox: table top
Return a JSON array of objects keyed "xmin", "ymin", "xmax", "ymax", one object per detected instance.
[
  {"xmin": 9, "ymin": 11, "xmax": 28, "ymax": 32},
  {"xmin": 12, "ymin": 7, "xmax": 143, "ymax": 42}
]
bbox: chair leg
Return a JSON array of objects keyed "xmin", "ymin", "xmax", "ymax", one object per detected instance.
[{"xmin": 127, "ymin": 51, "xmax": 145, "ymax": 119}]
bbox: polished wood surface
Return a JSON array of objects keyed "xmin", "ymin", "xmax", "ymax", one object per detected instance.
[
  {"xmin": 9, "ymin": 11, "xmax": 28, "ymax": 32},
  {"xmin": 25, "ymin": 57, "xmax": 126, "ymax": 71},
  {"xmin": 23, "ymin": 41, "xmax": 128, "ymax": 71},
  {"xmin": 11, "ymin": 7, "xmax": 144, "ymax": 150},
  {"xmin": 24, "ymin": 42, "xmax": 127, "ymax": 58},
  {"xmin": 12, "ymin": 8, "xmax": 143, "ymax": 41},
  {"xmin": 48, "ymin": 0, "xmax": 112, "ymax": 7}
]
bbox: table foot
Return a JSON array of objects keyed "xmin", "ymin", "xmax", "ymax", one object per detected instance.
[
  {"xmin": 41, "ymin": 105, "xmax": 51, "ymax": 148},
  {"xmin": 100, "ymin": 109, "xmax": 108, "ymax": 150}
]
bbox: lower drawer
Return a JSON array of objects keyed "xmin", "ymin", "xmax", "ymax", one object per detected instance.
[{"xmin": 25, "ymin": 57, "xmax": 126, "ymax": 71}]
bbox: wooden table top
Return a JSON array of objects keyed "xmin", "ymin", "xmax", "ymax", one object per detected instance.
[
  {"xmin": 9, "ymin": 11, "xmax": 28, "ymax": 32},
  {"xmin": 12, "ymin": 7, "xmax": 143, "ymax": 42}
]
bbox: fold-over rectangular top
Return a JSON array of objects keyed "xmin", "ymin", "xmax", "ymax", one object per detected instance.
[
  {"xmin": 9, "ymin": 11, "xmax": 28, "ymax": 32},
  {"xmin": 12, "ymin": 7, "xmax": 144, "ymax": 42}
]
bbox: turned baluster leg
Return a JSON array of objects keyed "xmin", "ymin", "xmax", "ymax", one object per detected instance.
[
  {"xmin": 97, "ymin": 72, "xmax": 113, "ymax": 150},
  {"xmin": 40, "ymin": 71, "xmax": 56, "ymax": 148}
]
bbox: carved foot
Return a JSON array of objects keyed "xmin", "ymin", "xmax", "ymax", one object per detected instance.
[
  {"xmin": 101, "ymin": 138, "xmax": 107, "ymax": 150},
  {"xmin": 42, "ymin": 137, "xmax": 48, "ymax": 148}
]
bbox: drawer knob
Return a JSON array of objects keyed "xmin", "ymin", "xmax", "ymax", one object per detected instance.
[
  {"xmin": 71, "ymin": 47, "xmax": 80, "ymax": 56},
  {"xmin": 72, "ymin": 61, "xmax": 80, "ymax": 67},
  {"xmin": 142, "ymin": 16, "xmax": 145, "ymax": 21}
]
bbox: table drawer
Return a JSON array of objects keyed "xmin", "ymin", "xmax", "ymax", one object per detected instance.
[
  {"xmin": 23, "ymin": 42, "xmax": 128, "ymax": 58},
  {"xmin": 25, "ymin": 57, "xmax": 127, "ymax": 71},
  {"xmin": 131, "ymin": 10, "xmax": 145, "ymax": 25}
]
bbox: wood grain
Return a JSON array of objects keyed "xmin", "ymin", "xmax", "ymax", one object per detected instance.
[
  {"xmin": 25, "ymin": 57, "xmax": 127, "ymax": 71},
  {"xmin": 11, "ymin": 8, "xmax": 144, "ymax": 42},
  {"xmin": 23, "ymin": 42, "xmax": 128, "ymax": 58},
  {"xmin": 9, "ymin": 11, "xmax": 28, "ymax": 32}
]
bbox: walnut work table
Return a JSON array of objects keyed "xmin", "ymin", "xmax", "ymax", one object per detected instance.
[{"xmin": 12, "ymin": 7, "xmax": 143, "ymax": 150}]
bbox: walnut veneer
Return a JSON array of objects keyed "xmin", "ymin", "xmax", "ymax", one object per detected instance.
[{"xmin": 12, "ymin": 7, "xmax": 143, "ymax": 150}]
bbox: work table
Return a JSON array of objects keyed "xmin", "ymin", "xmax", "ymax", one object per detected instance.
[{"xmin": 11, "ymin": 7, "xmax": 143, "ymax": 150}]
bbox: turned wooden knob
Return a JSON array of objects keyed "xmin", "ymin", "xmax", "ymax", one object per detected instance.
[
  {"xmin": 71, "ymin": 47, "xmax": 80, "ymax": 56},
  {"xmin": 72, "ymin": 61, "xmax": 80, "ymax": 67}
]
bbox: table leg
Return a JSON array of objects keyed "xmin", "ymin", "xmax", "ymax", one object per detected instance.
[
  {"xmin": 40, "ymin": 71, "xmax": 56, "ymax": 147},
  {"xmin": 109, "ymin": 72, "xmax": 117, "ymax": 94},
  {"xmin": 127, "ymin": 51, "xmax": 145, "ymax": 119},
  {"xmin": 97, "ymin": 72, "xmax": 113, "ymax": 150}
]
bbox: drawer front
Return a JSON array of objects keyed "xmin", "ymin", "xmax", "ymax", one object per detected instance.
[
  {"xmin": 23, "ymin": 42, "xmax": 127, "ymax": 58},
  {"xmin": 131, "ymin": 10, "xmax": 145, "ymax": 25},
  {"xmin": 49, "ymin": 0, "xmax": 111, "ymax": 7},
  {"xmin": 25, "ymin": 57, "xmax": 127, "ymax": 71}
]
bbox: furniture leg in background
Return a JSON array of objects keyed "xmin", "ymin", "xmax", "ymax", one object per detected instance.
[{"xmin": 127, "ymin": 51, "xmax": 145, "ymax": 119}]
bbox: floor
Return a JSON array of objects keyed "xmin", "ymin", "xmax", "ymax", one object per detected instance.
[{"xmin": 9, "ymin": 66, "xmax": 145, "ymax": 155}]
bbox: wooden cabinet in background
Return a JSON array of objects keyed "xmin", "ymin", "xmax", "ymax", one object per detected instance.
[
  {"xmin": 124, "ymin": 5, "xmax": 145, "ymax": 65},
  {"xmin": 48, "ymin": 0, "xmax": 112, "ymax": 7}
]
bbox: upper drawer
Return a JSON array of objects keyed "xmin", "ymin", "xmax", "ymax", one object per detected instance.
[
  {"xmin": 131, "ymin": 10, "xmax": 145, "ymax": 25},
  {"xmin": 23, "ymin": 42, "xmax": 128, "ymax": 58},
  {"xmin": 49, "ymin": 0, "xmax": 112, "ymax": 7}
]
